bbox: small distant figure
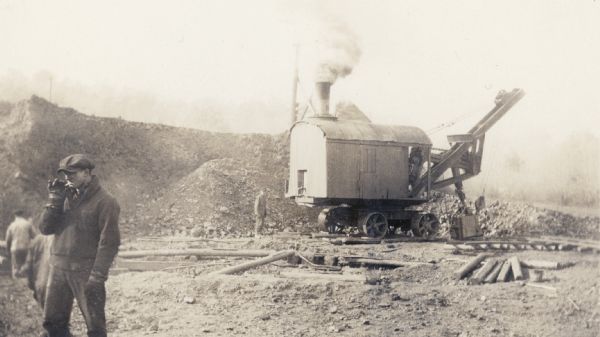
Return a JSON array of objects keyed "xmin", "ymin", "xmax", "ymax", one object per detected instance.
[
  {"xmin": 475, "ymin": 195, "xmax": 486, "ymax": 214},
  {"xmin": 408, "ymin": 147, "xmax": 423, "ymax": 191},
  {"xmin": 254, "ymin": 189, "xmax": 267, "ymax": 236},
  {"xmin": 5, "ymin": 209, "xmax": 36, "ymax": 278}
]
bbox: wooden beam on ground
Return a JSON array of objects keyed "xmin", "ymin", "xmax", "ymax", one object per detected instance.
[
  {"xmin": 525, "ymin": 282, "xmax": 557, "ymax": 292},
  {"xmin": 447, "ymin": 240, "xmax": 528, "ymax": 245},
  {"xmin": 237, "ymin": 271, "xmax": 364, "ymax": 282},
  {"xmin": 136, "ymin": 237, "xmax": 207, "ymax": 242},
  {"xmin": 119, "ymin": 249, "xmax": 275, "ymax": 259},
  {"xmin": 339, "ymin": 257, "xmax": 429, "ymax": 268},
  {"xmin": 116, "ymin": 258, "xmax": 199, "ymax": 271},
  {"xmin": 520, "ymin": 260, "xmax": 573, "ymax": 270},
  {"xmin": 484, "ymin": 259, "xmax": 505, "ymax": 284},
  {"xmin": 279, "ymin": 271, "xmax": 363, "ymax": 282},
  {"xmin": 330, "ymin": 238, "xmax": 382, "ymax": 245},
  {"xmin": 382, "ymin": 237, "xmax": 436, "ymax": 244},
  {"xmin": 454, "ymin": 253, "xmax": 489, "ymax": 280},
  {"xmin": 509, "ymin": 256, "xmax": 523, "ymax": 281},
  {"xmin": 496, "ymin": 260, "xmax": 512, "ymax": 282},
  {"xmin": 470, "ymin": 259, "xmax": 498, "ymax": 285},
  {"xmin": 210, "ymin": 250, "xmax": 296, "ymax": 275}
]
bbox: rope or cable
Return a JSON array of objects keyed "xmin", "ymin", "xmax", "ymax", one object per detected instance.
[{"xmin": 426, "ymin": 103, "xmax": 489, "ymax": 135}]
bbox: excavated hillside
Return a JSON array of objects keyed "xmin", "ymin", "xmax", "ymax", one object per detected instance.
[
  {"xmin": 0, "ymin": 96, "xmax": 597, "ymax": 241},
  {"xmin": 0, "ymin": 96, "xmax": 316, "ymax": 237}
]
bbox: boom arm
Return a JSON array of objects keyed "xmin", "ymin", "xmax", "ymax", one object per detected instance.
[{"xmin": 410, "ymin": 88, "xmax": 526, "ymax": 198}]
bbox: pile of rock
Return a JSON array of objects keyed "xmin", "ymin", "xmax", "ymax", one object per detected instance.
[
  {"xmin": 426, "ymin": 192, "xmax": 600, "ymax": 240},
  {"xmin": 141, "ymin": 158, "xmax": 321, "ymax": 238}
]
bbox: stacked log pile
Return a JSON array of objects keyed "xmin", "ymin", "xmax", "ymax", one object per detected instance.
[{"xmin": 454, "ymin": 254, "xmax": 573, "ymax": 285}]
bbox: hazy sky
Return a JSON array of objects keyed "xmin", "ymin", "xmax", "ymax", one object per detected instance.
[{"xmin": 1, "ymin": 0, "xmax": 599, "ymax": 152}]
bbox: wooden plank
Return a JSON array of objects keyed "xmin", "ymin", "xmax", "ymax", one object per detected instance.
[
  {"xmin": 509, "ymin": 256, "xmax": 523, "ymax": 281},
  {"xmin": 484, "ymin": 259, "xmax": 505, "ymax": 284},
  {"xmin": 210, "ymin": 250, "xmax": 296, "ymax": 275},
  {"xmin": 382, "ymin": 237, "xmax": 436, "ymax": 244},
  {"xmin": 496, "ymin": 260, "xmax": 512, "ymax": 282},
  {"xmin": 228, "ymin": 271, "xmax": 364, "ymax": 282},
  {"xmin": 454, "ymin": 253, "xmax": 489, "ymax": 280},
  {"xmin": 116, "ymin": 258, "xmax": 199, "ymax": 271},
  {"xmin": 340, "ymin": 257, "xmax": 429, "ymax": 268},
  {"xmin": 520, "ymin": 260, "xmax": 572, "ymax": 270},
  {"xmin": 525, "ymin": 283, "xmax": 557, "ymax": 291},
  {"xmin": 119, "ymin": 249, "xmax": 275, "ymax": 259},
  {"xmin": 470, "ymin": 259, "xmax": 498, "ymax": 285},
  {"xmin": 279, "ymin": 271, "xmax": 363, "ymax": 282},
  {"xmin": 447, "ymin": 240, "xmax": 528, "ymax": 245},
  {"xmin": 330, "ymin": 238, "xmax": 382, "ymax": 245}
]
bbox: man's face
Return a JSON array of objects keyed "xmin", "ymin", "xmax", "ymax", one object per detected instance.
[{"xmin": 63, "ymin": 169, "xmax": 90, "ymax": 188}]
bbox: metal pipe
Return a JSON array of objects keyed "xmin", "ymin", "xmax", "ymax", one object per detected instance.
[{"xmin": 315, "ymin": 81, "xmax": 331, "ymax": 117}]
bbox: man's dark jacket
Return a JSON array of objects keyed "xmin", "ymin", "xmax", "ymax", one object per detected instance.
[{"xmin": 40, "ymin": 175, "xmax": 120, "ymax": 281}]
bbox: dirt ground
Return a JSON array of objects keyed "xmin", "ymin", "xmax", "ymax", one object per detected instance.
[{"xmin": 2, "ymin": 234, "xmax": 599, "ymax": 337}]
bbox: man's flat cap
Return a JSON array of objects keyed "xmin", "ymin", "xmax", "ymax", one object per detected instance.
[{"xmin": 57, "ymin": 154, "xmax": 95, "ymax": 174}]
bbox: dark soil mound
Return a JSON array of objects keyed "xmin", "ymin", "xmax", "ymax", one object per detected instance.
[
  {"xmin": 141, "ymin": 158, "xmax": 321, "ymax": 237},
  {"xmin": 0, "ymin": 96, "xmax": 311, "ymax": 237}
]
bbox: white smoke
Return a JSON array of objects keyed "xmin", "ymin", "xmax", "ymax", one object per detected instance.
[{"xmin": 315, "ymin": 21, "xmax": 362, "ymax": 83}]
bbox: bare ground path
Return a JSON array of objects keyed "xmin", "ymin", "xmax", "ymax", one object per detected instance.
[{"xmin": 2, "ymin": 237, "xmax": 599, "ymax": 337}]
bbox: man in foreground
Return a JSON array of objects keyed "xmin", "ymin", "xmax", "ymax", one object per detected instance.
[{"xmin": 39, "ymin": 154, "xmax": 120, "ymax": 337}]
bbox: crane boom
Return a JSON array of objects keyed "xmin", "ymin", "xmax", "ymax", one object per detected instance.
[{"xmin": 410, "ymin": 88, "xmax": 526, "ymax": 198}]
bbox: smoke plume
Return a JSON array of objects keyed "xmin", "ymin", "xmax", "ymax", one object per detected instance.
[{"xmin": 316, "ymin": 22, "xmax": 362, "ymax": 83}]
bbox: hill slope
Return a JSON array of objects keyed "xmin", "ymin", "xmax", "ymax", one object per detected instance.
[{"xmin": 0, "ymin": 96, "xmax": 314, "ymax": 237}]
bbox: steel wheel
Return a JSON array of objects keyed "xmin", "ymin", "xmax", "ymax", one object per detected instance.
[
  {"xmin": 362, "ymin": 212, "xmax": 389, "ymax": 238},
  {"xmin": 411, "ymin": 213, "xmax": 440, "ymax": 238}
]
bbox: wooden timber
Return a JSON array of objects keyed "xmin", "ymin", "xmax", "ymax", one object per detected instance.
[
  {"xmin": 210, "ymin": 250, "xmax": 296, "ymax": 275},
  {"xmin": 470, "ymin": 259, "xmax": 498, "ymax": 285},
  {"xmin": 454, "ymin": 253, "xmax": 489, "ymax": 280},
  {"xmin": 119, "ymin": 249, "xmax": 274, "ymax": 259},
  {"xmin": 496, "ymin": 260, "xmax": 512, "ymax": 282},
  {"xmin": 509, "ymin": 256, "xmax": 523, "ymax": 281},
  {"xmin": 484, "ymin": 259, "xmax": 505, "ymax": 283}
]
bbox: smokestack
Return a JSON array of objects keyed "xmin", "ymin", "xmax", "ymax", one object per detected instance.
[
  {"xmin": 314, "ymin": 67, "xmax": 335, "ymax": 118},
  {"xmin": 315, "ymin": 81, "xmax": 331, "ymax": 117}
]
